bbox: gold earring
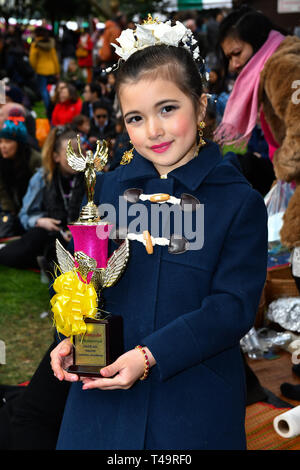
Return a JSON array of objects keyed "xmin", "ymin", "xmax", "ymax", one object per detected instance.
[
  {"xmin": 120, "ymin": 141, "xmax": 134, "ymax": 165},
  {"xmin": 193, "ymin": 121, "xmax": 206, "ymax": 157},
  {"xmin": 198, "ymin": 121, "xmax": 206, "ymax": 147}
]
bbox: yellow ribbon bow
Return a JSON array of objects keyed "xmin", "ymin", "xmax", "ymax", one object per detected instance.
[{"xmin": 51, "ymin": 271, "xmax": 97, "ymax": 338}]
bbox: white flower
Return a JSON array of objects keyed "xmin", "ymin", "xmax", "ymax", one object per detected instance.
[
  {"xmin": 110, "ymin": 18, "xmax": 201, "ymax": 63},
  {"xmin": 174, "ymin": 21, "xmax": 189, "ymax": 39},
  {"xmin": 117, "ymin": 28, "xmax": 136, "ymax": 49},
  {"xmin": 152, "ymin": 22, "xmax": 173, "ymax": 40},
  {"xmin": 193, "ymin": 50, "xmax": 200, "ymax": 60},
  {"xmin": 135, "ymin": 24, "xmax": 156, "ymax": 48},
  {"xmin": 111, "ymin": 28, "xmax": 137, "ymax": 61}
]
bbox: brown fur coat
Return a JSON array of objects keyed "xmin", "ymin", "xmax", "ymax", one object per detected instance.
[{"xmin": 258, "ymin": 36, "xmax": 300, "ymax": 248}]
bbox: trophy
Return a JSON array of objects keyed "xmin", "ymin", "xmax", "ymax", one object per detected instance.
[{"xmin": 51, "ymin": 136, "xmax": 129, "ymax": 377}]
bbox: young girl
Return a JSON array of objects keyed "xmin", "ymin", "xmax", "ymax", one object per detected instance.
[
  {"xmin": 50, "ymin": 17, "xmax": 267, "ymax": 450},
  {"xmin": 0, "ymin": 126, "xmax": 85, "ymax": 273}
]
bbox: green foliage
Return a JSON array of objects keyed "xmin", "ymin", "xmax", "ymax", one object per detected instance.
[
  {"xmin": 0, "ymin": 0, "xmax": 38, "ymax": 21},
  {"xmin": 0, "ymin": 266, "xmax": 54, "ymax": 385},
  {"xmin": 0, "ymin": 0, "xmax": 173, "ymax": 23},
  {"xmin": 0, "ymin": 0, "xmax": 92, "ymax": 22},
  {"xmin": 119, "ymin": 0, "xmax": 172, "ymax": 19},
  {"xmin": 41, "ymin": 0, "xmax": 92, "ymax": 22}
]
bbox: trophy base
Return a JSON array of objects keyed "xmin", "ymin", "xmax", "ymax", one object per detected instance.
[
  {"xmin": 66, "ymin": 315, "xmax": 123, "ymax": 378},
  {"xmin": 67, "ymin": 365, "xmax": 106, "ymax": 378}
]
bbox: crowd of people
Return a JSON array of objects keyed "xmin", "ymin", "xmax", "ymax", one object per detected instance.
[
  {"xmin": 0, "ymin": 5, "xmax": 300, "ymax": 451},
  {"xmin": 0, "ymin": 8, "xmax": 236, "ymax": 273}
]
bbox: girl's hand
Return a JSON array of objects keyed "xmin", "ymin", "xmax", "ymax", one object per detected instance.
[
  {"xmin": 36, "ymin": 217, "xmax": 61, "ymax": 231},
  {"xmin": 81, "ymin": 347, "xmax": 156, "ymax": 391},
  {"xmin": 50, "ymin": 338, "xmax": 79, "ymax": 383}
]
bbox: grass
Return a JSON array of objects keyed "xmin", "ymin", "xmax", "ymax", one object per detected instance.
[
  {"xmin": 33, "ymin": 100, "xmax": 47, "ymax": 119},
  {"xmin": 0, "ymin": 265, "xmax": 54, "ymax": 385}
]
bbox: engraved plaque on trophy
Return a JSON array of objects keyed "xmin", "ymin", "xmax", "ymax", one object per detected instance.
[{"xmin": 68, "ymin": 317, "xmax": 124, "ymax": 377}]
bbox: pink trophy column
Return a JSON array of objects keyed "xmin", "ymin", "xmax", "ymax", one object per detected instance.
[{"xmin": 68, "ymin": 223, "xmax": 113, "ymax": 268}]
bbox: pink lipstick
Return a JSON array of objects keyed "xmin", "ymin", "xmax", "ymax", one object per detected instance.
[{"xmin": 150, "ymin": 141, "xmax": 172, "ymax": 153}]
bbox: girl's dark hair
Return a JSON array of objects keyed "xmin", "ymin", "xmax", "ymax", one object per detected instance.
[
  {"xmin": 218, "ymin": 6, "xmax": 286, "ymax": 54},
  {"xmin": 115, "ymin": 44, "xmax": 204, "ymax": 111}
]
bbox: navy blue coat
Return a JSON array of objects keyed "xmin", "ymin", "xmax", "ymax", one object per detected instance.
[{"xmin": 56, "ymin": 141, "xmax": 268, "ymax": 450}]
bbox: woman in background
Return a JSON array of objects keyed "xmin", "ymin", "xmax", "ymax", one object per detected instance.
[
  {"xmin": 51, "ymin": 83, "xmax": 82, "ymax": 126},
  {"xmin": 0, "ymin": 114, "xmax": 41, "ymax": 237}
]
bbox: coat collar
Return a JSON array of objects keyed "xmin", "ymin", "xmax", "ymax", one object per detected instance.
[{"xmin": 118, "ymin": 140, "xmax": 222, "ymax": 191}]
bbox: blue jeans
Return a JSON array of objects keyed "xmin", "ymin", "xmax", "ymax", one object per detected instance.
[{"xmin": 37, "ymin": 74, "xmax": 50, "ymax": 111}]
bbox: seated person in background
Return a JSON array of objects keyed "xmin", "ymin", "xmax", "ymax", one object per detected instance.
[
  {"xmin": 81, "ymin": 81, "xmax": 104, "ymax": 119},
  {"xmin": 0, "ymin": 114, "xmax": 41, "ymax": 237},
  {"xmin": 94, "ymin": 70, "xmax": 116, "ymax": 105},
  {"xmin": 71, "ymin": 113, "xmax": 92, "ymax": 151},
  {"xmin": 51, "ymin": 83, "xmax": 82, "ymax": 126},
  {"xmin": 207, "ymin": 67, "xmax": 230, "ymax": 125},
  {"xmin": 5, "ymin": 84, "xmax": 25, "ymax": 107},
  {"xmin": 4, "ymin": 81, "xmax": 37, "ymax": 111},
  {"xmin": 0, "ymin": 102, "xmax": 39, "ymax": 150},
  {"xmin": 109, "ymin": 116, "xmax": 131, "ymax": 171},
  {"xmin": 48, "ymin": 80, "xmax": 67, "ymax": 119},
  {"xmin": 88, "ymin": 99, "xmax": 116, "ymax": 151},
  {"xmin": 0, "ymin": 126, "xmax": 85, "ymax": 272},
  {"xmin": 105, "ymin": 72, "xmax": 116, "ymax": 103},
  {"xmin": 63, "ymin": 58, "xmax": 85, "ymax": 93}
]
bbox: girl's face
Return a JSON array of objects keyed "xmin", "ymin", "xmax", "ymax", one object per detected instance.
[
  {"xmin": 221, "ymin": 37, "xmax": 254, "ymax": 75},
  {"xmin": 59, "ymin": 85, "xmax": 70, "ymax": 103},
  {"xmin": 119, "ymin": 77, "xmax": 206, "ymax": 176},
  {"xmin": 0, "ymin": 138, "xmax": 18, "ymax": 159},
  {"xmin": 54, "ymin": 138, "xmax": 77, "ymax": 176}
]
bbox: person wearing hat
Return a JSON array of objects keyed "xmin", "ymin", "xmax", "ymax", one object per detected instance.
[
  {"xmin": 0, "ymin": 103, "xmax": 40, "ymax": 151},
  {"xmin": 0, "ymin": 115, "xmax": 41, "ymax": 236}
]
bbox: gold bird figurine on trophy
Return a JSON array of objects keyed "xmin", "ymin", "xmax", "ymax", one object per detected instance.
[{"xmin": 66, "ymin": 135, "xmax": 109, "ymax": 222}]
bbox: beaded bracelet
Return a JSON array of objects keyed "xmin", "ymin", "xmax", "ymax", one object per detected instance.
[{"xmin": 135, "ymin": 345, "xmax": 150, "ymax": 380}]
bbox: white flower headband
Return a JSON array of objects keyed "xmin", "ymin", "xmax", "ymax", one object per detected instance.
[{"xmin": 105, "ymin": 14, "xmax": 202, "ymax": 73}]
